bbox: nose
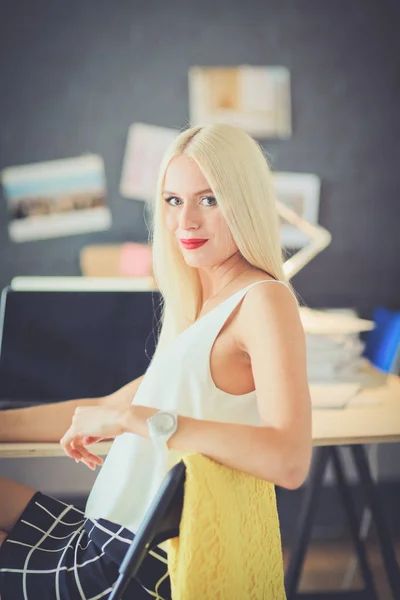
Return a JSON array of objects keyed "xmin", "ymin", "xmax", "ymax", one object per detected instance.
[{"xmin": 179, "ymin": 203, "xmax": 200, "ymax": 230}]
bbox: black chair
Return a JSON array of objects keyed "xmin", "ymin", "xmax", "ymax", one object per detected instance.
[{"xmin": 109, "ymin": 461, "xmax": 186, "ymax": 600}]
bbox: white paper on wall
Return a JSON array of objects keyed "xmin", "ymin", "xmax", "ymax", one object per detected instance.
[
  {"xmin": 274, "ymin": 172, "xmax": 321, "ymax": 248},
  {"xmin": 119, "ymin": 122, "xmax": 179, "ymax": 202}
]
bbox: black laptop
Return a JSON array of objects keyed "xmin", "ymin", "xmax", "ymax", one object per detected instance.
[{"xmin": 0, "ymin": 282, "xmax": 161, "ymax": 410}]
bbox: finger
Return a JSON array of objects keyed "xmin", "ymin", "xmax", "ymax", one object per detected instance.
[
  {"xmin": 60, "ymin": 436, "xmax": 81, "ymax": 460},
  {"xmin": 59, "ymin": 433, "xmax": 94, "ymax": 466},
  {"xmin": 71, "ymin": 440, "xmax": 93, "ymax": 463},
  {"xmin": 70, "ymin": 443, "xmax": 95, "ymax": 470},
  {"xmin": 78, "ymin": 455, "xmax": 103, "ymax": 469},
  {"xmin": 67, "ymin": 439, "xmax": 91, "ymax": 465},
  {"xmin": 72, "ymin": 440, "xmax": 103, "ymax": 466},
  {"xmin": 78, "ymin": 455, "xmax": 102, "ymax": 470},
  {"xmin": 80, "ymin": 439, "xmax": 104, "ymax": 464},
  {"xmin": 77, "ymin": 459, "xmax": 96, "ymax": 471},
  {"xmin": 82, "ymin": 436, "xmax": 103, "ymax": 445}
]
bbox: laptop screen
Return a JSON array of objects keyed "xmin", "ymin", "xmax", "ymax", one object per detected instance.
[{"xmin": 0, "ymin": 288, "xmax": 161, "ymax": 402}]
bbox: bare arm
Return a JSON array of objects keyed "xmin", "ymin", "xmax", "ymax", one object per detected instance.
[
  {"xmin": 0, "ymin": 375, "xmax": 144, "ymax": 443},
  {"xmin": 124, "ymin": 284, "xmax": 312, "ymax": 489}
]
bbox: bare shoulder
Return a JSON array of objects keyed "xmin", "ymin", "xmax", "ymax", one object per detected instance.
[{"xmin": 234, "ymin": 279, "xmax": 303, "ymax": 354}]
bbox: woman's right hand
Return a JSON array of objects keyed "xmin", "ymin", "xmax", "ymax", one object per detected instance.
[{"xmin": 66, "ymin": 436, "xmax": 104, "ymax": 470}]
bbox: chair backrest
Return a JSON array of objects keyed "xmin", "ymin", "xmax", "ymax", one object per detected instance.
[
  {"xmin": 110, "ymin": 461, "xmax": 186, "ymax": 600},
  {"xmin": 364, "ymin": 307, "xmax": 400, "ymax": 373},
  {"xmin": 139, "ymin": 460, "xmax": 186, "ymax": 549}
]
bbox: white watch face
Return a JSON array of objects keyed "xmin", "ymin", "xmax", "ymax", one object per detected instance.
[{"xmin": 155, "ymin": 413, "xmax": 176, "ymax": 434}]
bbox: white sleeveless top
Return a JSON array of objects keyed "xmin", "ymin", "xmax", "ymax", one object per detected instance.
[{"xmin": 85, "ymin": 279, "xmax": 292, "ymax": 533}]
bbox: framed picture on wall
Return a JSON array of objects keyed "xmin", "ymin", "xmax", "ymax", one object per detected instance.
[
  {"xmin": 119, "ymin": 122, "xmax": 179, "ymax": 202},
  {"xmin": 1, "ymin": 154, "xmax": 111, "ymax": 243},
  {"xmin": 274, "ymin": 172, "xmax": 321, "ymax": 249},
  {"xmin": 189, "ymin": 65, "xmax": 292, "ymax": 138}
]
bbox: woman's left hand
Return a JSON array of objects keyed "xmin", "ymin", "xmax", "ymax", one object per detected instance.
[{"xmin": 60, "ymin": 405, "xmax": 130, "ymax": 469}]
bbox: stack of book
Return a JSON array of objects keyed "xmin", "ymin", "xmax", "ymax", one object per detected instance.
[
  {"xmin": 305, "ymin": 331, "xmax": 365, "ymax": 383},
  {"xmin": 300, "ymin": 307, "xmax": 373, "ymax": 383},
  {"xmin": 299, "ymin": 307, "xmax": 375, "ymax": 408}
]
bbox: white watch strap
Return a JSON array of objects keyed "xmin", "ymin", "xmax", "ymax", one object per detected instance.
[
  {"xmin": 153, "ymin": 437, "xmax": 169, "ymax": 453},
  {"xmin": 147, "ymin": 410, "xmax": 178, "ymax": 454}
]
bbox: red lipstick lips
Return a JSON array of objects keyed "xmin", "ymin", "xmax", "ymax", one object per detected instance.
[{"xmin": 180, "ymin": 238, "xmax": 208, "ymax": 250}]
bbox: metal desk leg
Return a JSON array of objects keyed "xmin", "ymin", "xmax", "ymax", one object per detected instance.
[
  {"xmin": 331, "ymin": 447, "xmax": 378, "ymax": 599},
  {"xmin": 285, "ymin": 446, "xmax": 331, "ymax": 599},
  {"xmin": 351, "ymin": 444, "xmax": 400, "ymax": 599}
]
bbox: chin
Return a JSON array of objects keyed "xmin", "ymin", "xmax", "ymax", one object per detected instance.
[
  {"xmin": 183, "ymin": 258, "xmax": 207, "ymax": 268},
  {"xmin": 182, "ymin": 255, "xmax": 213, "ymax": 268}
]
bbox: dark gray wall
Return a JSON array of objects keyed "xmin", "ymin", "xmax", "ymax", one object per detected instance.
[{"xmin": 1, "ymin": 0, "xmax": 399, "ymax": 314}]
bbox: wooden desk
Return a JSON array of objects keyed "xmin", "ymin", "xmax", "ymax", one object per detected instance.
[
  {"xmin": 312, "ymin": 365, "xmax": 400, "ymax": 446},
  {"xmin": 1, "ymin": 362, "xmax": 399, "ymax": 459},
  {"xmin": 0, "ymin": 440, "xmax": 112, "ymax": 459}
]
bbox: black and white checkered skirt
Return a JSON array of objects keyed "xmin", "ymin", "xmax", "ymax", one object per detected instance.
[{"xmin": 0, "ymin": 492, "xmax": 171, "ymax": 600}]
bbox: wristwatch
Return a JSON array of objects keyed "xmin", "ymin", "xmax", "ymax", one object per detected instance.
[{"xmin": 147, "ymin": 410, "xmax": 178, "ymax": 453}]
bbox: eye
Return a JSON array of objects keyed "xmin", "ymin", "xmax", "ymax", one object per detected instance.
[
  {"xmin": 200, "ymin": 196, "xmax": 217, "ymax": 207},
  {"xmin": 164, "ymin": 196, "xmax": 182, "ymax": 206}
]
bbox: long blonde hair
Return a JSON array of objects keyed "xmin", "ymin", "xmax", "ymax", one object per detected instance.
[{"xmin": 150, "ymin": 123, "xmax": 295, "ymax": 357}]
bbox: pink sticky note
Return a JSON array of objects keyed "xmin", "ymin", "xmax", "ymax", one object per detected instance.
[{"xmin": 119, "ymin": 243, "xmax": 152, "ymax": 276}]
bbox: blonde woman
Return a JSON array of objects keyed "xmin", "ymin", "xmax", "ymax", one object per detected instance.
[{"xmin": 0, "ymin": 124, "xmax": 312, "ymax": 599}]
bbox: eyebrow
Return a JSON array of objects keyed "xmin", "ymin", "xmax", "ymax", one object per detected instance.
[{"xmin": 162, "ymin": 188, "xmax": 214, "ymax": 196}]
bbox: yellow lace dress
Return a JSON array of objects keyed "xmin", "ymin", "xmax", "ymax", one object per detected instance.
[{"xmin": 167, "ymin": 454, "xmax": 286, "ymax": 600}]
